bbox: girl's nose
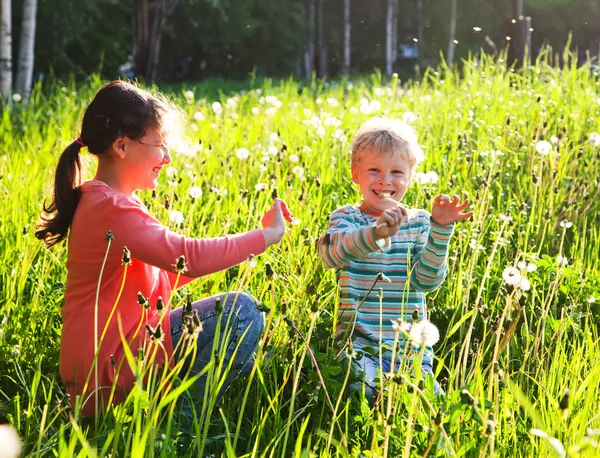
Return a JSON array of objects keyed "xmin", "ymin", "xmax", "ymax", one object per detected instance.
[{"xmin": 162, "ymin": 149, "xmax": 172, "ymax": 164}]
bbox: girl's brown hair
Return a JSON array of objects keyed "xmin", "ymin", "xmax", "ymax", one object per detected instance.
[{"xmin": 36, "ymin": 80, "xmax": 173, "ymax": 247}]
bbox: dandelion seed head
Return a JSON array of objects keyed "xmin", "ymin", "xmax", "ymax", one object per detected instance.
[
  {"xmin": 535, "ymin": 140, "xmax": 552, "ymax": 155},
  {"xmin": 12, "ymin": 93, "xmax": 22, "ymax": 103},
  {"xmin": 236, "ymin": 148, "xmax": 250, "ymax": 160},
  {"xmin": 193, "ymin": 111, "xmax": 205, "ymax": 122},
  {"xmin": 211, "ymin": 101, "xmax": 223, "ymax": 114},
  {"xmin": 556, "ymin": 254, "xmax": 568, "ymax": 266},
  {"xmin": 0, "ymin": 424, "xmax": 22, "ymax": 458},
  {"xmin": 169, "ymin": 210, "xmax": 184, "ymax": 225},
  {"xmin": 189, "ymin": 186, "xmax": 203, "ymax": 199},
  {"xmin": 409, "ymin": 320, "xmax": 440, "ymax": 347}
]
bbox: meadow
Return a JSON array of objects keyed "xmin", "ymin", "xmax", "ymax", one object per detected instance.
[{"xmin": 1, "ymin": 51, "xmax": 600, "ymax": 457}]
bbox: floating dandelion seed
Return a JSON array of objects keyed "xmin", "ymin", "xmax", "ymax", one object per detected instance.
[
  {"xmin": 189, "ymin": 186, "xmax": 202, "ymax": 199},
  {"xmin": 236, "ymin": 148, "xmax": 250, "ymax": 160},
  {"xmin": 169, "ymin": 210, "xmax": 184, "ymax": 225},
  {"xmin": 535, "ymin": 140, "xmax": 552, "ymax": 155},
  {"xmin": 0, "ymin": 424, "xmax": 22, "ymax": 458},
  {"xmin": 473, "ymin": 26, "xmax": 482, "ymax": 32},
  {"xmin": 410, "ymin": 320, "xmax": 440, "ymax": 347}
]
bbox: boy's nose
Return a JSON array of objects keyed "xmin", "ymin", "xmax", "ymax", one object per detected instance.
[{"xmin": 162, "ymin": 149, "xmax": 172, "ymax": 164}]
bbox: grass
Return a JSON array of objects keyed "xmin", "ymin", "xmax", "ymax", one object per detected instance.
[{"xmin": 1, "ymin": 49, "xmax": 600, "ymax": 457}]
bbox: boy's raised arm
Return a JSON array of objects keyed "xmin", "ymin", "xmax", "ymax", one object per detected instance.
[
  {"xmin": 317, "ymin": 207, "xmax": 384, "ymax": 269},
  {"xmin": 409, "ymin": 215, "xmax": 455, "ymax": 292}
]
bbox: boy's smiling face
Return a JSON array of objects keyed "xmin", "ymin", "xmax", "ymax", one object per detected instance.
[{"xmin": 351, "ymin": 151, "xmax": 413, "ymax": 215}]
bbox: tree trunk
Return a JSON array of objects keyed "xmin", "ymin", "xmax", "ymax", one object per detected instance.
[
  {"xmin": 343, "ymin": 0, "xmax": 350, "ymax": 73},
  {"xmin": 0, "ymin": 0, "xmax": 12, "ymax": 99},
  {"xmin": 385, "ymin": 0, "xmax": 393, "ymax": 77},
  {"xmin": 134, "ymin": 0, "xmax": 180, "ymax": 83},
  {"xmin": 447, "ymin": 0, "xmax": 457, "ymax": 65},
  {"xmin": 416, "ymin": 0, "xmax": 423, "ymax": 67},
  {"xmin": 305, "ymin": 0, "xmax": 315, "ymax": 78},
  {"xmin": 513, "ymin": 0, "xmax": 523, "ymax": 17},
  {"xmin": 317, "ymin": 0, "xmax": 326, "ymax": 77},
  {"xmin": 391, "ymin": 0, "xmax": 398, "ymax": 64},
  {"xmin": 16, "ymin": 0, "xmax": 37, "ymax": 102}
]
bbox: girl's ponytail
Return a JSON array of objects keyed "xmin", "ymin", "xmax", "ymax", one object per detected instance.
[{"xmin": 35, "ymin": 140, "xmax": 84, "ymax": 247}]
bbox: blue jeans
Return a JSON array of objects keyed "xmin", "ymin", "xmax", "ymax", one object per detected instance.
[
  {"xmin": 349, "ymin": 353, "xmax": 443, "ymax": 399},
  {"xmin": 170, "ymin": 291, "xmax": 265, "ymax": 415}
]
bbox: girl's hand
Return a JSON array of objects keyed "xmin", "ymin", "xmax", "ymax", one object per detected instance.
[
  {"xmin": 431, "ymin": 194, "xmax": 473, "ymax": 226},
  {"xmin": 374, "ymin": 205, "xmax": 407, "ymax": 239},
  {"xmin": 261, "ymin": 199, "xmax": 293, "ymax": 247}
]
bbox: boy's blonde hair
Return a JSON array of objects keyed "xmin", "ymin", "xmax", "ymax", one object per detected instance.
[{"xmin": 351, "ymin": 117, "xmax": 425, "ymax": 174}]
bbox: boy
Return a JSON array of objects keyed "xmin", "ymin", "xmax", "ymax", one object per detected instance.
[{"xmin": 317, "ymin": 117, "xmax": 472, "ymax": 398}]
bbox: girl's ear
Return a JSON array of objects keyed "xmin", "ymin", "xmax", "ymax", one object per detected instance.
[{"xmin": 112, "ymin": 136, "xmax": 127, "ymax": 159}]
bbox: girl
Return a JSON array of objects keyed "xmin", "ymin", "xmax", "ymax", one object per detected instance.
[{"xmin": 36, "ymin": 80, "xmax": 292, "ymax": 416}]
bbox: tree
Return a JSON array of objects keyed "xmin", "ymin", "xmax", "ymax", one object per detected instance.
[
  {"xmin": 0, "ymin": 0, "xmax": 12, "ymax": 100},
  {"xmin": 304, "ymin": 0, "xmax": 315, "ymax": 77},
  {"xmin": 342, "ymin": 0, "xmax": 350, "ymax": 73},
  {"xmin": 317, "ymin": 0, "xmax": 326, "ymax": 76},
  {"xmin": 385, "ymin": 0, "xmax": 393, "ymax": 76},
  {"xmin": 447, "ymin": 0, "xmax": 457, "ymax": 64},
  {"xmin": 133, "ymin": 0, "xmax": 181, "ymax": 83},
  {"xmin": 16, "ymin": 0, "xmax": 37, "ymax": 102}
]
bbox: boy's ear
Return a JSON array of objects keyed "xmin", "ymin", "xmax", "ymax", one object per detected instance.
[
  {"xmin": 111, "ymin": 136, "xmax": 127, "ymax": 159},
  {"xmin": 351, "ymin": 165, "xmax": 359, "ymax": 184}
]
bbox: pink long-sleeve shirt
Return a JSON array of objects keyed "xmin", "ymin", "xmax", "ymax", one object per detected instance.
[{"xmin": 61, "ymin": 180, "xmax": 266, "ymax": 415}]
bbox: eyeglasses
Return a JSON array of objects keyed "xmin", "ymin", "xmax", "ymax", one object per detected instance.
[{"xmin": 138, "ymin": 138, "xmax": 168, "ymax": 149}]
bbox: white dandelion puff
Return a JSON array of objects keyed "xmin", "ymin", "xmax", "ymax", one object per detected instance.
[
  {"xmin": 211, "ymin": 101, "xmax": 223, "ymax": 114},
  {"xmin": 166, "ymin": 167, "xmax": 178, "ymax": 177},
  {"xmin": 188, "ymin": 186, "xmax": 203, "ymax": 199},
  {"xmin": 502, "ymin": 266, "xmax": 521, "ymax": 285},
  {"xmin": 410, "ymin": 320, "xmax": 440, "ymax": 347},
  {"xmin": 255, "ymin": 183, "xmax": 268, "ymax": 191},
  {"xmin": 236, "ymin": 148, "xmax": 250, "ymax": 160},
  {"xmin": 535, "ymin": 140, "xmax": 552, "ymax": 155},
  {"xmin": 402, "ymin": 111, "xmax": 417, "ymax": 124},
  {"xmin": 556, "ymin": 255, "xmax": 568, "ymax": 266},
  {"xmin": 193, "ymin": 111, "xmax": 205, "ymax": 122},
  {"xmin": 588, "ymin": 132, "xmax": 600, "ymax": 147},
  {"xmin": 12, "ymin": 93, "xmax": 22, "ymax": 103},
  {"xmin": 289, "ymin": 154, "xmax": 299, "ymax": 163},
  {"xmin": 0, "ymin": 424, "xmax": 22, "ymax": 458},
  {"xmin": 169, "ymin": 210, "xmax": 184, "ymax": 225}
]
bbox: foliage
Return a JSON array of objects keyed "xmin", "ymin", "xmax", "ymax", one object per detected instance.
[{"xmin": 1, "ymin": 53, "xmax": 600, "ymax": 456}]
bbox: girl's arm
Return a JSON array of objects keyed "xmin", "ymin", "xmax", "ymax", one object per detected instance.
[{"xmin": 110, "ymin": 194, "xmax": 267, "ymax": 279}]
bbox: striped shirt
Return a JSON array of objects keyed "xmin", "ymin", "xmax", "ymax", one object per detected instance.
[{"xmin": 318, "ymin": 205, "xmax": 454, "ymax": 366}]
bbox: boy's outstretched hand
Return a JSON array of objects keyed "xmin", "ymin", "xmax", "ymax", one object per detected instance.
[
  {"xmin": 431, "ymin": 194, "xmax": 473, "ymax": 226},
  {"xmin": 374, "ymin": 206, "xmax": 408, "ymax": 239},
  {"xmin": 262, "ymin": 199, "xmax": 293, "ymax": 247}
]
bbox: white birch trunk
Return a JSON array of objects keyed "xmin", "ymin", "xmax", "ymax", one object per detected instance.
[
  {"xmin": 305, "ymin": 0, "xmax": 315, "ymax": 78},
  {"xmin": 16, "ymin": 0, "xmax": 38, "ymax": 102},
  {"xmin": 0, "ymin": 0, "xmax": 12, "ymax": 99},
  {"xmin": 392, "ymin": 0, "xmax": 398, "ymax": 64},
  {"xmin": 343, "ymin": 0, "xmax": 350, "ymax": 73},
  {"xmin": 385, "ymin": 0, "xmax": 393, "ymax": 77},
  {"xmin": 447, "ymin": 0, "xmax": 457, "ymax": 65}
]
